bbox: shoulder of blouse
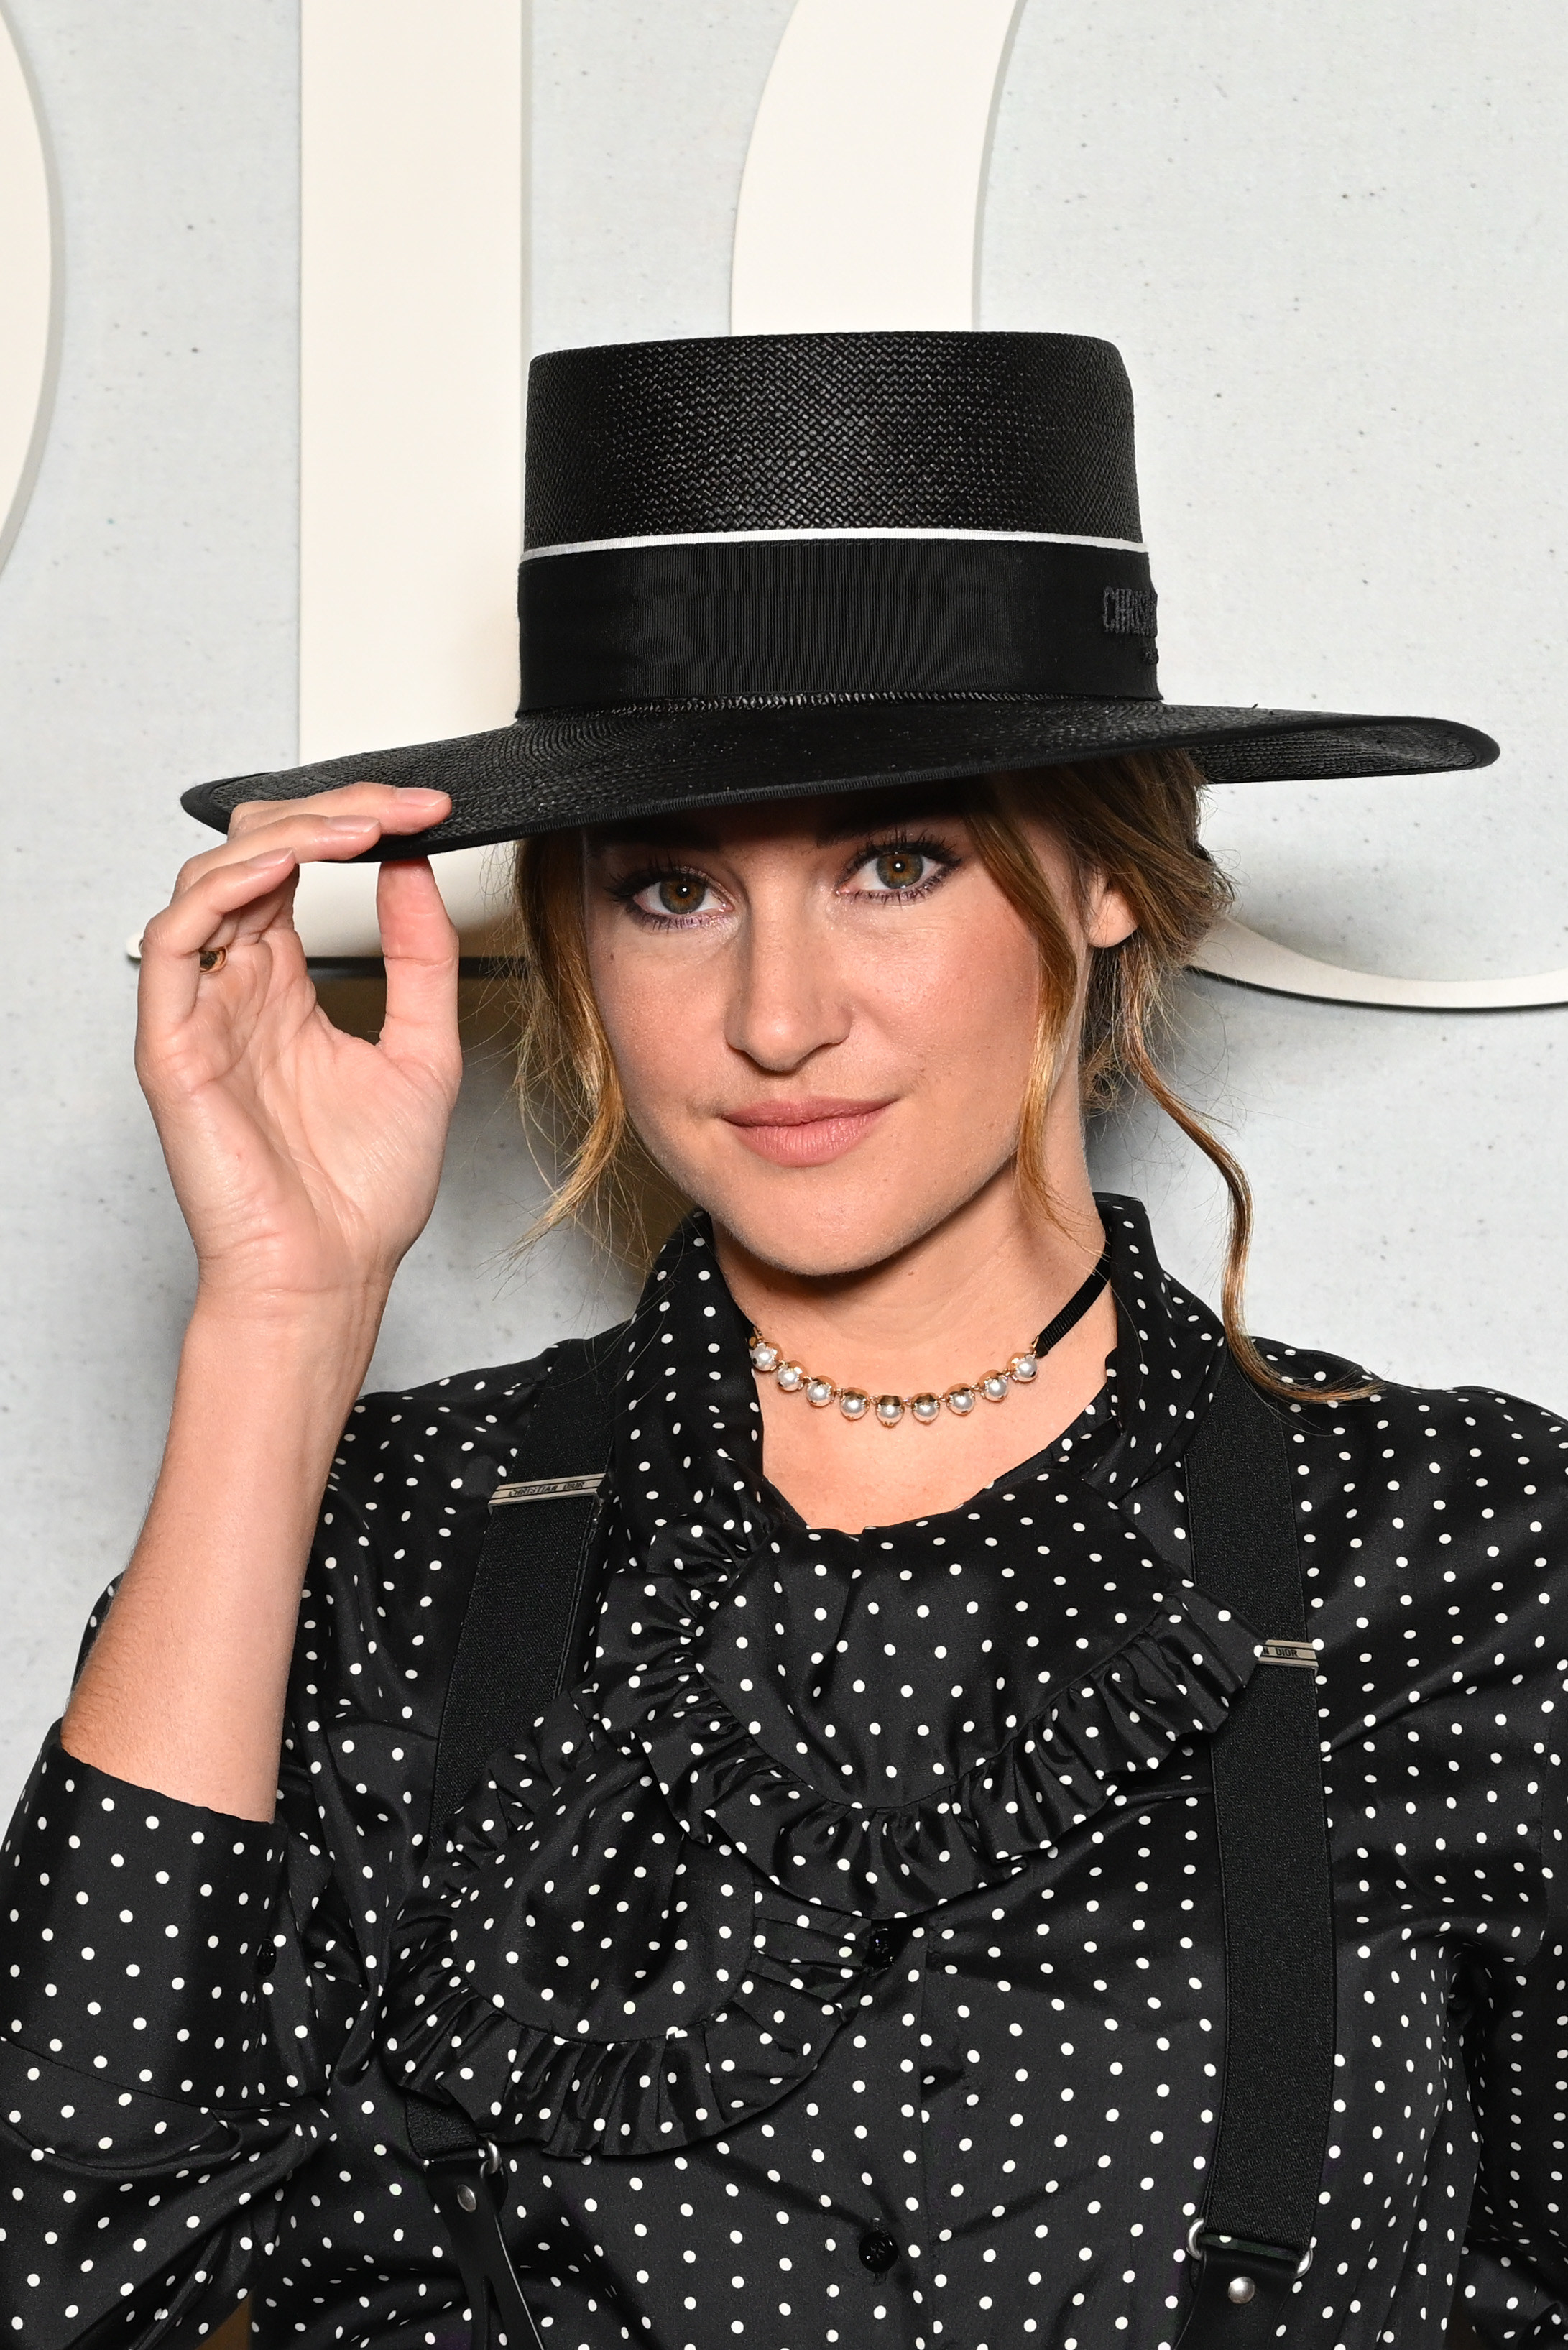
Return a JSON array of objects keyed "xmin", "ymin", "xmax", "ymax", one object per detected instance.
[
  {"xmin": 324, "ymin": 1341, "xmax": 576, "ymax": 1504},
  {"xmin": 1249, "ymin": 1335, "xmax": 1568, "ymax": 1485},
  {"xmin": 279, "ymin": 1339, "xmax": 617, "ymax": 1836},
  {"xmin": 1246, "ymin": 1336, "xmax": 1568, "ymax": 1687}
]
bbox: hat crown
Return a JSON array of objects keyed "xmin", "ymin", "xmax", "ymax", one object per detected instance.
[{"xmin": 523, "ymin": 330, "xmax": 1143, "ymax": 550}]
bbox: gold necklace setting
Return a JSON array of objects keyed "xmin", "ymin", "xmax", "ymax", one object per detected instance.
[{"xmin": 747, "ymin": 1331, "xmax": 1041, "ymax": 1428}]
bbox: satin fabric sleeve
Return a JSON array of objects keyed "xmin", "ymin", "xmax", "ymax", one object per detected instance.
[
  {"xmin": 0, "ymin": 1356, "xmax": 541, "ymax": 2346},
  {"xmin": 1454, "ymin": 1761, "xmax": 1568, "ymax": 2345}
]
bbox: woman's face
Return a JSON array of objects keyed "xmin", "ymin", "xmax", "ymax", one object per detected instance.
[{"xmin": 583, "ymin": 787, "xmax": 1135, "ymax": 1278}]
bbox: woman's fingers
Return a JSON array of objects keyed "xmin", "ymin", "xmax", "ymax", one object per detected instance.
[
  {"xmin": 138, "ymin": 849, "xmax": 304, "ymax": 1037},
  {"xmin": 223, "ymin": 783, "xmax": 449, "ymax": 855},
  {"xmin": 172, "ymin": 785, "xmax": 451, "ymax": 898},
  {"xmin": 228, "ymin": 781, "xmax": 448, "ymax": 846},
  {"xmin": 149, "ymin": 848, "xmax": 298, "ymax": 958},
  {"xmin": 377, "ymin": 860, "xmax": 463, "ymax": 1097},
  {"xmin": 141, "ymin": 785, "xmax": 464, "ymax": 1095},
  {"xmin": 172, "ymin": 813, "xmax": 379, "ymax": 898}
]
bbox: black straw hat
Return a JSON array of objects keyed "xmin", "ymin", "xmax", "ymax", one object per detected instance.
[{"xmin": 182, "ymin": 331, "xmax": 1497, "ymax": 854}]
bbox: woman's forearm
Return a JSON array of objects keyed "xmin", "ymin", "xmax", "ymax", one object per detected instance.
[{"xmin": 61, "ymin": 1291, "xmax": 387, "ymax": 1821}]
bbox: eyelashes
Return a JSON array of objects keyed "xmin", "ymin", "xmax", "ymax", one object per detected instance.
[
  {"xmin": 606, "ymin": 833, "xmax": 963, "ymax": 929},
  {"xmin": 611, "ymin": 865, "xmax": 715, "ymax": 924},
  {"xmin": 850, "ymin": 837, "xmax": 959, "ymax": 901},
  {"xmin": 606, "ymin": 860, "xmax": 724, "ymax": 927}
]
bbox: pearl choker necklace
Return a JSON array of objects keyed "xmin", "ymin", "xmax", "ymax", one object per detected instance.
[
  {"xmin": 747, "ymin": 1332, "xmax": 1040, "ymax": 1426},
  {"xmin": 745, "ymin": 1251, "xmax": 1112, "ymax": 1431}
]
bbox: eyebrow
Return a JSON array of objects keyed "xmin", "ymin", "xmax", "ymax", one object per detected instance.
[
  {"xmin": 813, "ymin": 788, "xmax": 969, "ymax": 844},
  {"xmin": 591, "ymin": 817, "xmax": 727, "ymax": 852},
  {"xmin": 591, "ymin": 787, "xmax": 972, "ymax": 856}
]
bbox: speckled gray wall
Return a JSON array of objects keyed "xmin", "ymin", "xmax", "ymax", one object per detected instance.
[
  {"xmin": 1, "ymin": 0, "xmax": 1564, "ymax": 1815},
  {"xmin": 982, "ymin": 0, "xmax": 1568, "ymax": 1392},
  {"xmin": 0, "ymin": 4, "xmax": 303, "ymax": 1808}
]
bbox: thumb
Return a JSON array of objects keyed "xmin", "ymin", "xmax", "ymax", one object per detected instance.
[{"xmin": 376, "ymin": 859, "xmax": 461, "ymax": 1091}]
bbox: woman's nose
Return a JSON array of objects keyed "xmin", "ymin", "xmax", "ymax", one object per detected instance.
[{"xmin": 724, "ymin": 901, "xmax": 851, "ymax": 1072}]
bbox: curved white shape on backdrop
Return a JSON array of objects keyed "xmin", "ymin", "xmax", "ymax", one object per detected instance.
[
  {"xmin": 731, "ymin": 0, "xmax": 1553, "ymax": 1014},
  {"xmin": 131, "ymin": 3, "xmax": 524, "ymax": 968},
  {"xmin": 288, "ymin": 0, "xmax": 525, "ymax": 963},
  {"xmin": 1197, "ymin": 920, "xmax": 1568, "ymax": 1012},
  {"xmin": 0, "ymin": 1, "xmax": 60, "ymax": 576},
  {"xmin": 732, "ymin": 0, "xmax": 1024, "ymax": 335}
]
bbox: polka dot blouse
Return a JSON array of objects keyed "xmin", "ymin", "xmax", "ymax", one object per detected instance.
[{"xmin": 4, "ymin": 1196, "xmax": 1568, "ymax": 2350}]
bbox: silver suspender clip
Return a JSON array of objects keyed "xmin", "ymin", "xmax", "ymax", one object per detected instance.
[
  {"xmin": 490, "ymin": 1472, "xmax": 604, "ymax": 1508},
  {"xmin": 1187, "ymin": 2218, "xmax": 1314, "ymax": 2276},
  {"xmin": 1255, "ymin": 1637, "xmax": 1319, "ymax": 1673},
  {"xmin": 1187, "ymin": 2217, "xmax": 1314, "ymax": 2313}
]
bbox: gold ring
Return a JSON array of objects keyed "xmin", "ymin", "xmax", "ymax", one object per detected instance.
[{"xmin": 198, "ymin": 946, "xmax": 227, "ymax": 975}]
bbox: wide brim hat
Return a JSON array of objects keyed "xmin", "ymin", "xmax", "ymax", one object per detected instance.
[{"xmin": 182, "ymin": 331, "xmax": 1496, "ymax": 855}]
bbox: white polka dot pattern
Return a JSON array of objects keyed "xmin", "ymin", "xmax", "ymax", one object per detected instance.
[{"xmin": 0, "ymin": 1197, "xmax": 1564, "ymax": 2350}]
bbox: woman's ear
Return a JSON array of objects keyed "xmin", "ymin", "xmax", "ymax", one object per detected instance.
[{"xmin": 1084, "ymin": 875, "xmax": 1139, "ymax": 950}]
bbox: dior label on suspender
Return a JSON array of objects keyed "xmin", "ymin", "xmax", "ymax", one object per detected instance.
[
  {"xmin": 490, "ymin": 1472, "xmax": 605, "ymax": 1508},
  {"xmin": 1256, "ymin": 1638, "xmax": 1319, "ymax": 1672}
]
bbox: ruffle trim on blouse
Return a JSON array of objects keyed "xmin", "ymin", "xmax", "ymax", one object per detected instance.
[
  {"xmin": 381, "ymin": 1719, "xmax": 872, "ymax": 2158},
  {"xmin": 389, "ymin": 1909, "xmax": 864, "ymax": 2160},
  {"xmin": 596, "ymin": 1582, "xmax": 1262, "ymax": 1919}
]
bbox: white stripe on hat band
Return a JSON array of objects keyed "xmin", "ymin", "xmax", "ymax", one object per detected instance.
[{"xmin": 521, "ymin": 523, "xmax": 1148, "ymax": 561}]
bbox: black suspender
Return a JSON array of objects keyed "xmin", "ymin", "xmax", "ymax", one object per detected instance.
[
  {"xmin": 1177, "ymin": 1359, "xmax": 1336, "ymax": 2343},
  {"xmin": 406, "ymin": 1333, "xmax": 622, "ymax": 2349},
  {"xmin": 428, "ymin": 1333, "xmax": 624, "ymax": 1838},
  {"xmin": 406, "ymin": 1344, "xmax": 1334, "ymax": 2350}
]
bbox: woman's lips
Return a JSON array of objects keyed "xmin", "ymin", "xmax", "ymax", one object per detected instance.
[{"xmin": 722, "ymin": 1097, "xmax": 893, "ymax": 1167}]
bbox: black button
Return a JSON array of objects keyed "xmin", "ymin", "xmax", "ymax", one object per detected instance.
[
  {"xmin": 859, "ymin": 2231, "xmax": 899, "ymax": 2275},
  {"xmin": 865, "ymin": 1926, "xmax": 897, "ymax": 1970}
]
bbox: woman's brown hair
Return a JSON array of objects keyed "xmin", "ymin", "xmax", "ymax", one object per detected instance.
[{"xmin": 508, "ymin": 748, "xmax": 1352, "ymax": 1403}]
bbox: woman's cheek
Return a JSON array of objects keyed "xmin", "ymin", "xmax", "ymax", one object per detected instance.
[
  {"xmin": 599, "ymin": 960, "xmax": 716, "ymax": 1160},
  {"xmin": 886, "ymin": 923, "xmax": 1038, "ymax": 1083}
]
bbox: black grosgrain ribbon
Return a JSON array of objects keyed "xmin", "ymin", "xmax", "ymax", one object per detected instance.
[
  {"xmin": 517, "ymin": 534, "xmax": 1161, "ymax": 710},
  {"xmin": 1034, "ymin": 1244, "xmax": 1112, "ymax": 1357}
]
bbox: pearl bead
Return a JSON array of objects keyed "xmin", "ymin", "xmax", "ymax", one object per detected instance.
[
  {"xmin": 1007, "ymin": 1352, "xmax": 1038, "ymax": 1382},
  {"xmin": 981, "ymin": 1372, "xmax": 1010, "ymax": 1403},
  {"xmin": 805, "ymin": 1376, "xmax": 836, "ymax": 1408},
  {"xmin": 944, "ymin": 1385, "xmax": 977, "ymax": 1416},
  {"xmin": 910, "ymin": 1393, "xmax": 941, "ymax": 1424},
  {"xmin": 839, "ymin": 1388, "xmax": 870, "ymax": 1420},
  {"xmin": 875, "ymin": 1395, "xmax": 905, "ymax": 1427},
  {"xmin": 776, "ymin": 1362, "xmax": 806, "ymax": 1392},
  {"xmin": 750, "ymin": 1337, "xmax": 780, "ymax": 1372}
]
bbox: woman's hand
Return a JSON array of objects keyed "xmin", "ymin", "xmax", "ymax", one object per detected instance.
[
  {"xmin": 63, "ymin": 783, "xmax": 464, "ymax": 1818},
  {"xmin": 136, "ymin": 783, "xmax": 462, "ymax": 1322}
]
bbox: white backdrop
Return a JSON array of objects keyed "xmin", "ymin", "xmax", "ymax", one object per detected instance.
[{"xmin": 0, "ymin": 0, "xmax": 1563, "ymax": 1812}]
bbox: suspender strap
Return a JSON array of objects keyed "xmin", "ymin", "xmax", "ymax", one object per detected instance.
[
  {"xmin": 429, "ymin": 1332, "xmax": 623, "ymax": 1835},
  {"xmin": 1176, "ymin": 1358, "xmax": 1337, "ymax": 2346},
  {"xmin": 407, "ymin": 1332, "xmax": 621, "ymax": 2348}
]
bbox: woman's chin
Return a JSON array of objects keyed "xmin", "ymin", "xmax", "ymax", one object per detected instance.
[{"xmin": 695, "ymin": 1164, "xmax": 990, "ymax": 1282}]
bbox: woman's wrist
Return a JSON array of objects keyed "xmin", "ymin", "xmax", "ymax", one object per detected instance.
[{"xmin": 183, "ymin": 1278, "xmax": 390, "ymax": 1406}]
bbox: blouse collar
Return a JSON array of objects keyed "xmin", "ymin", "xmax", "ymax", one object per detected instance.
[{"xmin": 612, "ymin": 1191, "xmax": 1227, "ymax": 1524}]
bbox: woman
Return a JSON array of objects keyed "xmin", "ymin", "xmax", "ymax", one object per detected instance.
[{"xmin": 0, "ymin": 331, "xmax": 1555, "ymax": 2350}]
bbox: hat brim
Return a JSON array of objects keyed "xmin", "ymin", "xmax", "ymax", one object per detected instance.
[{"xmin": 180, "ymin": 696, "xmax": 1499, "ymax": 858}]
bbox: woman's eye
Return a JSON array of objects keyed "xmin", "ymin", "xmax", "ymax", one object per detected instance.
[
  {"xmin": 632, "ymin": 872, "xmax": 716, "ymax": 919},
  {"xmin": 858, "ymin": 847, "xmax": 938, "ymax": 894}
]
